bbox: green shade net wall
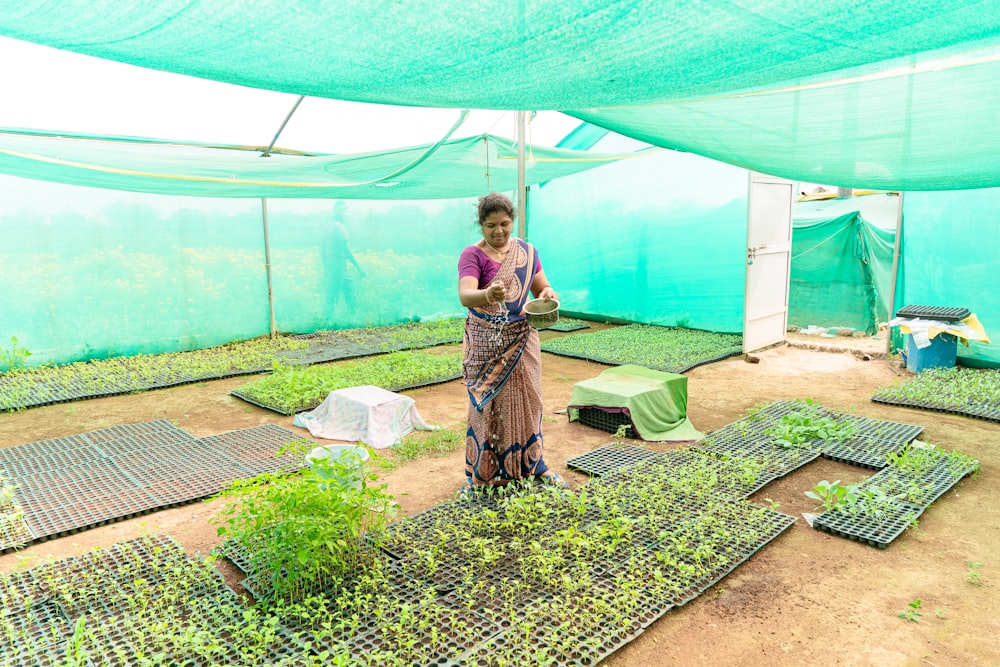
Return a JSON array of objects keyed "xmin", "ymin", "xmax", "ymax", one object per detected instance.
[
  {"xmin": 3, "ymin": 2, "xmax": 1000, "ymax": 189},
  {"xmin": 0, "ymin": 176, "xmax": 484, "ymax": 366},
  {"xmin": 788, "ymin": 195, "xmax": 899, "ymax": 334},
  {"xmin": 529, "ymin": 135, "xmax": 748, "ymax": 332},
  {"xmin": 899, "ymin": 190, "xmax": 1000, "ymax": 367}
]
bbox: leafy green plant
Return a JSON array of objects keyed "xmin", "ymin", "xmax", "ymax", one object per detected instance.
[
  {"xmin": 235, "ymin": 349, "xmax": 462, "ymax": 414},
  {"xmin": 898, "ymin": 598, "xmax": 923, "ymax": 622},
  {"xmin": 804, "ymin": 480, "xmax": 860, "ymax": 512},
  {"xmin": 612, "ymin": 423, "xmax": 629, "ymax": 447},
  {"xmin": 213, "ymin": 440, "xmax": 397, "ymax": 602},
  {"xmin": 851, "ymin": 487, "xmax": 906, "ymax": 521},
  {"xmin": 874, "ymin": 366, "xmax": 1000, "ymax": 422},
  {"xmin": 767, "ymin": 406, "xmax": 855, "ymax": 449},
  {"xmin": 966, "ymin": 561, "xmax": 983, "ymax": 586},
  {"xmin": 0, "ymin": 336, "xmax": 31, "ymax": 373},
  {"xmin": 885, "ymin": 446, "xmax": 939, "ymax": 475}
]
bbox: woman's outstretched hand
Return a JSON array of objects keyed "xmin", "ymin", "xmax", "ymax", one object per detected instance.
[{"xmin": 537, "ymin": 286, "xmax": 558, "ymax": 301}]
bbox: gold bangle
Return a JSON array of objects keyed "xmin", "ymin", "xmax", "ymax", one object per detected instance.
[{"xmin": 485, "ymin": 288, "xmax": 495, "ymax": 304}]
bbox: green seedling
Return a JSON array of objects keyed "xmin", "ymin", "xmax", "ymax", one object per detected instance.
[
  {"xmin": 898, "ymin": 599, "xmax": 923, "ymax": 622},
  {"xmin": 768, "ymin": 408, "xmax": 855, "ymax": 449},
  {"xmin": 0, "ymin": 336, "xmax": 31, "ymax": 373},
  {"xmin": 966, "ymin": 561, "xmax": 983, "ymax": 586},
  {"xmin": 805, "ymin": 480, "xmax": 860, "ymax": 512}
]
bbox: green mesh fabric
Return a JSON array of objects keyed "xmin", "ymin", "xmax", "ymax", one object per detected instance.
[
  {"xmin": 0, "ymin": 1, "xmax": 995, "ymax": 109},
  {"xmin": 789, "ymin": 196, "xmax": 898, "ymax": 334},
  {"xmin": 899, "ymin": 190, "xmax": 1000, "ymax": 367},
  {"xmin": 0, "ymin": 180, "xmax": 479, "ymax": 365},
  {"xmin": 569, "ymin": 48, "xmax": 1000, "ymax": 190},
  {"xmin": 530, "ymin": 134, "xmax": 748, "ymax": 333},
  {"xmin": 2, "ymin": 2, "xmax": 1000, "ymax": 189},
  {"xmin": 0, "ymin": 129, "xmax": 631, "ymax": 199}
]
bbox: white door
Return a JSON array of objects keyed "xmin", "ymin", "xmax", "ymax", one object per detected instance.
[{"xmin": 744, "ymin": 172, "xmax": 794, "ymax": 352}]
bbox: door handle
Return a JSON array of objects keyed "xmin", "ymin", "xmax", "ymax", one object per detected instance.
[{"xmin": 746, "ymin": 244, "xmax": 768, "ymax": 265}]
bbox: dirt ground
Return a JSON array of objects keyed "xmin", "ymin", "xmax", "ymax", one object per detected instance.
[{"xmin": 1, "ymin": 335, "xmax": 997, "ymax": 667}]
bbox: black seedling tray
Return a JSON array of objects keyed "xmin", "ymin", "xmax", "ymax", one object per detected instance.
[
  {"xmin": 0, "ymin": 513, "xmax": 35, "ymax": 554},
  {"xmin": 2, "ymin": 422, "xmax": 317, "ymax": 549},
  {"xmin": 230, "ymin": 372, "xmax": 463, "ymax": 415},
  {"xmin": 871, "ymin": 393, "xmax": 1000, "ymax": 424},
  {"xmin": 566, "ymin": 444, "xmax": 658, "ymax": 477},
  {"xmin": 547, "ymin": 319, "xmax": 591, "ymax": 332},
  {"xmin": 812, "ymin": 500, "xmax": 922, "ymax": 548},
  {"xmin": 862, "ymin": 458, "xmax": 978, "ymax": 509},
  {"xmin": 540, "ymin": 346, "xmax": 742, "ymax": 374},
  {"xmin": 575, "ymin": 406, "xmax": 635, "ymax": 437},
  {"xmin": 895, "ymin": 305, "xmax": 970, "ymax": 321},
  {"xmin": 194, "ymin": 423, "xmax": 305, "ymax": 476},
  {"xmin": 839, "ymin": 414, "xmax": 924, "ymax": 442},
  {"xmin": 820, "ymin": 438, "xmax": 910, "ymax": 470},
  {"xmin": 693, "ymin": 437, "xmax": 822, "ymax": 482},
  {"xmin": 0, "ymin": 599, "xmax": 72, "ymax": 652}
]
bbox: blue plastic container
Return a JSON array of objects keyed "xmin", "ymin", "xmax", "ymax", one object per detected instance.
[{"xmin": 905, "ymin": 333, "xmax": 957, "ymax": 372}]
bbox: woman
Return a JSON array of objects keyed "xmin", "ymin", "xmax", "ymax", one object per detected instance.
[{"xmin": 458, "ymin": 192, "xmax": 566, "ymax": 489}]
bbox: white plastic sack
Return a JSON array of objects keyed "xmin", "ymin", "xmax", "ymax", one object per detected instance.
[{"xmin": 293, "ymin": 385, "xmax": 436, "ymax": 449}]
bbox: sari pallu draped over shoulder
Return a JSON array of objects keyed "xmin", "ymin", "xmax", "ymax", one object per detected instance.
[
  {"xmin": 464, "ymin": 239, "xmax": 537, "ymax": 408},
  {"xmin": 464, "ymin": 239, "xmax": 548, "ymax": 484}
]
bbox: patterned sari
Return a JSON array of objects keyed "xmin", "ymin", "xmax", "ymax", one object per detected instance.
[{"xmin": 464, "ymin": 239, "xmax": 548, "ymax": 485}]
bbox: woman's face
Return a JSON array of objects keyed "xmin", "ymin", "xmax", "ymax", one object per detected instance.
[{"xmin": 481, "ymin": 211, "xmax": 513, "ymax": 248}]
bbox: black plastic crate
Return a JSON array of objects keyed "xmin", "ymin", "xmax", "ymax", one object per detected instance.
[
  {"xmin": 895, "ymin": 305, "xmax": 970, "ymax": 321},
  {"xmin": 576, "ymin": 407, "xmax": 634, "ymax": 437}
]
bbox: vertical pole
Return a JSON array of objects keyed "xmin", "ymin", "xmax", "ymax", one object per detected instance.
[
  {"xmin": 885, "ymin": 192, "xmax": 904, "ymax": 359},
  {"xmin": 258, "ymin": 95, "xmax": 304, "ymax": 339},
  {"xmin": 261, "ymin": 198, "xmax": 277, "ymax": 338},
  {"xmin": 516, "ymin": 110, "xmax": 527, "ymax": 239}
]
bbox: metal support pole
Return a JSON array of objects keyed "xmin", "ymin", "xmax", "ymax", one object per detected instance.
[
  {"xmin": 262, "ymin": 95, "xmax": 305, "ymax": 157},
  {"xmin": 885, "ymin": 192, "xmax": 904, "ymax": 361},
  {"xmin": 516, "ymin": 111, "xmax": 527, "ymax": 239},
  {"xmin": 257, "ymin": 95, "xmax": 304, "ymax": 339},
  {"xmin": 261, "ymin": 198, "xmax": 277, "ymax": 338}
]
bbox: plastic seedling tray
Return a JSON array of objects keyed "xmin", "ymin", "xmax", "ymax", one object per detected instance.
[
  {"xmin": 575, "ymin": 407, "xmax": 635, "ymax": 437},
  {"xmin": 820, "ymin": 438, "xmax": 909, "ymax": 470},
  {"xmin": 566, "ymin": 444, "xmax": 659, "ymax": 477},
  {"xmin": 812, "ymin": 501, "xmax": 922, "ymax": 548},
  {"xmin": 862, "ymin": 460, "xmax": 977, "ymax": 510},
  {"xmin": 871, "ymin": 393, "xmax": 1000, "ymax": 424},
  {"xmin": 895, "ymin": 305, "xmax": 970, "ymax": 321},
  {"xmin": 547, "ymin": 319, "xmax": 591, "ymax": 332},
  {"xmin": 229, "ymin": 372, "xmax": 463, "ymax": 415}
]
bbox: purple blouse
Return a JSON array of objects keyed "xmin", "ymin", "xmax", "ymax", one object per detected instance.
[{"xmin": 458, "ymin": 244, "xmax": 542, "ymax": 288}]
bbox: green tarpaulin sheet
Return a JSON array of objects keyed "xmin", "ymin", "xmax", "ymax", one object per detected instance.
[{"xmin": 568, "ymin": 365, "xmax": 703, "ymax": 442}]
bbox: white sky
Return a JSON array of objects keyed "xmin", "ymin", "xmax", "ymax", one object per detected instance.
[{"xmin": 0, "ymin": 36, "xmax": 583, "ymax": 154}]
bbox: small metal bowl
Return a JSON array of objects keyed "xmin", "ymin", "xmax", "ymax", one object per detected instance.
[{"xmin": 524, "ymin": 298, "xmax": 559, "ymax": 329}]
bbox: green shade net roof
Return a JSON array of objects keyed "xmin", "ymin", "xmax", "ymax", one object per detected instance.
[
  {"xmin": 3, "ymin": 2, "xmax": 1000, "ymax": 190},
  {"xmin": 0, "ymin": 128, "xmax": 638, "ymax": 199},
  {"xmin": 568, "ymin": 48, "xmax": 1000, "ymax": 191},
  {"xmin": 1, "ymin": 1, "xmax": 994, "ymax": 109}
]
